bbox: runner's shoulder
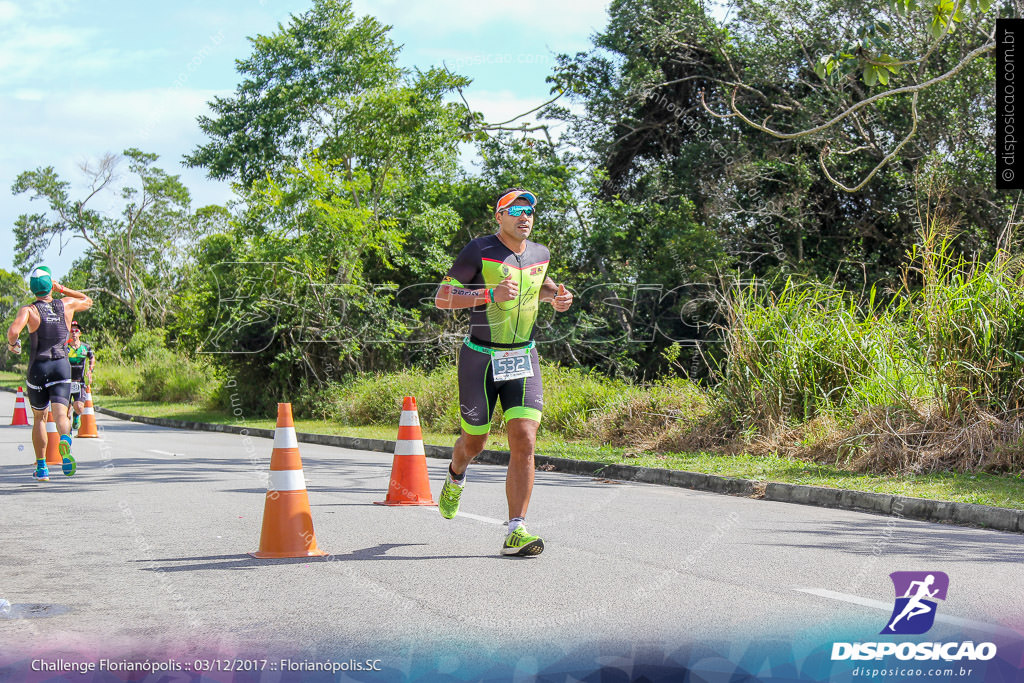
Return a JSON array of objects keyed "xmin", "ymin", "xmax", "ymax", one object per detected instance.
[
  {"xmin": 521, "ymin": 240, "xmax": 550, "ymax": 265},
  {"xmin": 473, "ymin": 234, "xmax": 502, "ymax": 251},
  {"xmin": 453, "ymin": 235, "xmax": 490, "ymax": 260}
]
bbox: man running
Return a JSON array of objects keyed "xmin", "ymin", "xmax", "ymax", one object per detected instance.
[
  {"xmin": 6, "ymin": 267, "xmax": 93, "ymax": 480},
  {"xmin": 66, "ymin": 321, "xmax": 96, "ymax": 431},
  {"xmin": 434, "ymin": 188, "xmax": 573, "ymax": 556}
]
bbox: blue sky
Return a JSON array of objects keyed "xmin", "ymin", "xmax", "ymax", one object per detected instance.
[{"xmin": 0, "ymin": 0, "xmax": 611, "ymax": 279}]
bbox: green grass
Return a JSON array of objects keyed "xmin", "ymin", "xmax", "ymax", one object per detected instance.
[{"xmin": 3, "ymin": 369, "xmax": 1021, "ymax": 510}]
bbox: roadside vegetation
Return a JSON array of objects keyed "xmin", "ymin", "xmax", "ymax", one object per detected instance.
[{"xmin": 1, "ymin": 1, "xmax": 1019, "ymax": 507}]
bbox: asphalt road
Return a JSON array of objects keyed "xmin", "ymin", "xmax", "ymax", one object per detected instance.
[{"xmin": 1, "ymin": 403, "xmax": 1022, "ymax": 680}]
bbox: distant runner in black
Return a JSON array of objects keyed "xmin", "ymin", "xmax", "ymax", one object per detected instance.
[
  {"xmin": 434, "ymin": 188, "xmax": 574, "ymax": 556},
  {"xmin": 7, "ymin": 267, "xmax": 92, "ymax": 481},
  {"xmin": 66, "ymin": 321, "xmax": 96, "ymax": 431}
]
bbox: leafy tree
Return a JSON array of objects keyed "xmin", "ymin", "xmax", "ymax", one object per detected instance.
[
  {"xmin": 178, "ymin": 0, "xmax": 475, "ymax": 406},
  {"xmin": 184, "ymin": 0, "xmax": 469, "ymax": 192},
  {"xmin": 0, "ymin": 269, "xmax": 29, "ymax": 369},
  {"xmin": 551, "ymin": 0, "xmax": 1008, "ymax": 295},
  {"xmin": 11, "ymin": 149, "xmax": 208, "ymax": 329},
  {"xmin": 708, "ymin": 0, "xmax": 1003, "ymax": 191}
]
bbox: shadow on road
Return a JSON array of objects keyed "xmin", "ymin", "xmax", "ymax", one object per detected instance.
[
  {"xmin": 135, "ymin": 544, "xmax": 500, "ymax": 572},
  {"xmin": 756, "ymin": 517, "xmax": 1024, "ymax": 563},
  {"xmin": 0, "ymin": 452, "xmax": 618, "ymax": 495}
]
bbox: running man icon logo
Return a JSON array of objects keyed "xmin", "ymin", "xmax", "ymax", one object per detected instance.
[{"xmin": 881, "ymin": 571, "xmax": 950, "ymax": 635}]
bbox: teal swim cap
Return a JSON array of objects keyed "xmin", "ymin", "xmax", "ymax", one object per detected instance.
[{"xmin": 28, "ymin": 266, "xmax": 52, "ymax": 297}]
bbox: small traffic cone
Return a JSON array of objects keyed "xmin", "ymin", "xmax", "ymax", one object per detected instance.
[
  {"xmin": 76, "ymin": 385, "xmax": 98, "ymax": 438},
  {"xmin": 11, "ymin": 388, "xmax": 29, "ymax": 426},
  {"xmin": 44, "ymin": 410, "xmax": 62, "ymax": 466},
  {"xmin": 375, "ymin": 396, "xmax": 436, "ymax": 506},
  {"xmin": 250, "ymin": 403, "xmax": 327, "ymax": 559}
]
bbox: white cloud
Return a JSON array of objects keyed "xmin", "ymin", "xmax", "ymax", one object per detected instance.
[
  {"xmin": 12, "ymin": 88, "xmax": 45, "ymax": 101},
  {"xmin": 0, "ymin": 1, "xmax": 20, "ymax": 22},
  {"xmin": 353, "ymin": 0, "xmax": 610, "ymax": 38},
  {"xmin": 0, "ymin": 19, "xmax": 164, "ymax": 88},
  {"xmin": 0, "ymin": 86, "xmax": 233, "ymax": 276},
  {"xmin": 461, "ymin": 90, "xmax": 555, "ymax": 129},
  {"xmin": 0, "ymin": 24, "xmax": 103, "ymax": 86},
  {"xmin": 25, "ymin": 0, "xmax": 81, "ymax": 20},
  {"xmin": 1, "ymin": 88, "xmax": 225, "ymax": 156}
]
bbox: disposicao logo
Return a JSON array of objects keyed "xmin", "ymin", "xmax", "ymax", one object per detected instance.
[
  {"xmin": 882, "ymin": 571, "xmax": 949, "ymax": 635},
  {"xmin": 830, "ymin": 571, "xmax": 998, "ymax": 663}
]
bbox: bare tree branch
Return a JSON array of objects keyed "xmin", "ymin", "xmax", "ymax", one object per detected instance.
[
  {"xmin": 700, "ymin": 38, "xmax": 993, "ymax": 141},
  {"xmin": 819, "ymin": 91, "xmax": 920, "ymax": 193}
]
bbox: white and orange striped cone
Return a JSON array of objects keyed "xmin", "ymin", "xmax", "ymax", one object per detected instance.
[
  {"xmin": 250, "ymin": 403, "xmax": 328, "ymax": 559},
  {"xmin": 76, "ymin": 385, "xmax": 98, "ymax": 438},
  {"xmin": 10, "ymin": 387, "xmax": 29, "ymax": 426},
  {"xmin": 44, "ymin": 410, "xmax": 62, "ymax": 466},
  {"xmin": 375, "ymin": 396, "xmax": 436, "ymax": 506}
]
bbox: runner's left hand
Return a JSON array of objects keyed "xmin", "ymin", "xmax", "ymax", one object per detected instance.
[{"xmin": 553, "ymin": 284, "xmax": 573, "ymax": 312}]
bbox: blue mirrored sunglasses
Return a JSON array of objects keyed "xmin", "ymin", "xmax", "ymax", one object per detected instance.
[{"xmin": 502, "ymin": 206, "xmax": 534, "ymax": 217}]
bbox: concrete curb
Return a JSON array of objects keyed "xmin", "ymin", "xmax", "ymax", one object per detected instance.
[
  {"xmin": 2, "ymin": 387, "xmax": 1020, "ymax": 533},
  {"xmin": 90, "ymin": 406, "xmax": 1023, "ymax": 534}
]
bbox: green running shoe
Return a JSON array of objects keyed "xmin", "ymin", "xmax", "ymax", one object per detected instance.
[
  {"xmin": 438, "ymin": 476, "xmax": 464, "ymax": 519},
  {"xmin": 501, "ymin": 526, "xmax": 544, "ymax": 557},
  {"xmin": 72, "ymin": 414, "xmax": 80, "ymax": 430},
  {"xmin": 59, "ymin": 437, "xmax": 76, "ymax": 477}
]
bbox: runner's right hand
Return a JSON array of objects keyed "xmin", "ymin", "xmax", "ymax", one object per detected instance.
[{"xmin": 494, "ymin": 274, "xmax": 518, "ymax": 303}]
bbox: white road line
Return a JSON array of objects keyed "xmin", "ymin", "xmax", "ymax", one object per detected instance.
[
  {"xmin": 458, "ymin": 511, "xmax": 505, "ymax": 526},
  {"xmin": 414, "ymin": 507, "xmax": 504, "ymax": 526},
  {"xmin": 146, "ymin": 449, "xmax": 177, "ymax": 456},
  {"xmin": 795, "ymin": 587, "xmax": 1016, "ymax": 637}
]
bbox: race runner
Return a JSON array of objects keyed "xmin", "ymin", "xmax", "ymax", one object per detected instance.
[
  {"xmin": 6, "ymin": 267, "xmax": 93, "ymax": 480},
  {"xmin": 66, "ymin": 321, "xmax": 95, "ymax": 430},
  {"xmin": 434, "ymin": 188, "xmax": 574, "ymax": 556}
]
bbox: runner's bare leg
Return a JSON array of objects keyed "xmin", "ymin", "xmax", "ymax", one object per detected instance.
[{"xmin": 506, "ymin": 417, "xmax": 538, "ymax": 519}]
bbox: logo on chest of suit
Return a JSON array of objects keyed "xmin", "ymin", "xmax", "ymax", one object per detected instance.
[{"xmin": 501, "ymin": 264, "xmax": 510, "ymax": 277}]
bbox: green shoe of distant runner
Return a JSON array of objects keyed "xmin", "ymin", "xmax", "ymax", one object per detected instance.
[
  {"xmin": 72, "ymin": 414, "xmax": 80, "ymax": 430},
  {"xmin": 59, "ymin": 436, "xmax": 76, "ymax": 477},
  {"xmin": 501, "ymin": 526, "xmax": 544, "ymax": 557},
  {"xmin": 438, "ymin": 476, "xmax": 464, "ymax": 520}
]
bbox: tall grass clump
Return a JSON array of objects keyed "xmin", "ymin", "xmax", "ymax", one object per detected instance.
[
  {"xmin": 853, "ymin": 202, "xmax": 1024, "ymax": 472},
  {"xmin": 93, "ymin": 328, "xmax": 215, "ymax": 404},
  {"xmin": 717, "ymin": 182, "xmax": 1024, "ymax": 473},
  {"xmin": 907, "ymin": 218, "xmax": 1024, "ymax": 417},
  {"xmin": 312, "ymin": 366, "xmax": 461, "ymax": 433},
  {"xmin": 295, "ymin": 362, "xmax": 710, "ymax": 445},
  {"xmin": 718, "ymin": 278, "xmax": 903, "ymax": 428}
]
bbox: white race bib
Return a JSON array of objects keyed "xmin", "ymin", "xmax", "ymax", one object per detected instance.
[
  {"xmin": 70, "ymin": 382, "xmax": 81, "ymax": 394},
  {"xmin": 491, "ymin": 347, "xmax": 534, "ymax": 382}
]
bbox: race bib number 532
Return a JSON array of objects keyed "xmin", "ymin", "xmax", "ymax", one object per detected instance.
[{"xmin": 491, "ymin": 348, "xmax": 533, "ymax": 382}]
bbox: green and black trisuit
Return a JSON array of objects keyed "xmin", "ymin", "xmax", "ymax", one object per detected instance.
[
  {"xmin": 442, "ymin": 235, "xmax": 550, "ymax": 435},
  {"xmin": 67, "ymin": 341, "xmax": 93, "ymax": 403}
]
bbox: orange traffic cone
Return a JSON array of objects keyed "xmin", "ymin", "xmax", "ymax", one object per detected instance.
[
  {"xmin": 76, "ymin": 385, "xmax": 98, "ymax": 438},
  {"xmin": 44, "ymin": 410, "xmax": 62, "ymax": 466},
  {"xmin": 250, "ymin": 403, "xmax": 327, "ymax": 559},
  {"xmin": 11, "ymin": 387, "xmax": 29, "ymax": 426},
  {"xmin": 375, "ymin": 396, "xmax": 436, "ymax": 506}
]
